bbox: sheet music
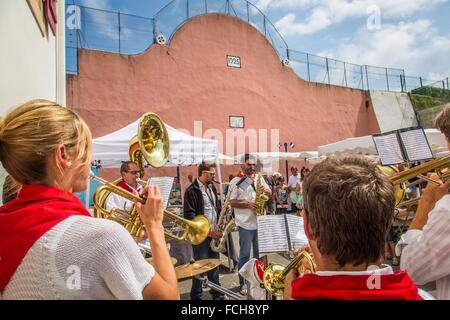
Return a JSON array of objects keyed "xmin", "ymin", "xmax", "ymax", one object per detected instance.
[
  {"xmin": 286, "ymin": 214, "xmax": 309, "ymax": 249},
  {"xmin": 147, "ymin": 176, "xmax": 174, "ymax": 209},
  {"xmin": 373, "ymin": 132, "xmax": 405, "ymax": 165},
  {"xmin": 399, "ymin": 128, "xmax": 433, "ymax": 162},
  {"xmin": 257, "ymin": 215, "xmax": 308, "ymax": 255}
]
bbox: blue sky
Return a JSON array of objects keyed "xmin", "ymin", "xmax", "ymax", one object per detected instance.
[{"xmin": 69, "ymin": 0, "xmax": 450, "ymax": 80}]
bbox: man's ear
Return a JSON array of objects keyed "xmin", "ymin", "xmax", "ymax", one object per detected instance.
[{"xmin": 302, "ymin": 209, "xmax": 314, "ymax": 241}]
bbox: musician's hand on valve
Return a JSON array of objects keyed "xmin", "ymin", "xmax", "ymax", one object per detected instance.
[
  {"xmin": 289, "ymin": 245, "xmax": 308, "ymax": 258},
  {"xmin": 209, "ymin": 230, "xmax": 222, "ymax": 239},
  {"xmin": 283, "ymin": 269, "xmax": 298, "ymax": 300},
  {"xmin": 422, "ymin": 173, "xmax": 449, "ymax": 205},
  {"xmin": 136, "ymin": 186, "xmax": 164, "ymax": 234},
  {"xmin": 134, "ymin": 230, "xmax": 148, "ymax": 244},
  {"xmin": 247, "ymin": 201, "xmax": 258, "ymax": 211}
]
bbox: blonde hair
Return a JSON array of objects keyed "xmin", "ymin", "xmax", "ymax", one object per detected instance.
[
  {"xmin": 435, "ymin": 103, "xmax": 450, "ymax": 140},
  {"xmin": 0, "ymin": 99, "xmax": 92, "ymax": 185}
]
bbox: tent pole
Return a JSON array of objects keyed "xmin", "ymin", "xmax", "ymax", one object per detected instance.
[{"xmin": 215, "ymin": 157, "xmax": 224, "ymax": 205}]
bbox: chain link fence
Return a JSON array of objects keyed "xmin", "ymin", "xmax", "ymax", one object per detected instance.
[{"xmin": 65, "ymin": 0, "xmax": 446, "ymax": 93}]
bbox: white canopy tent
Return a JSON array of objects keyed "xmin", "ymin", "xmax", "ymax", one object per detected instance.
[
  {"xmin": 233, "ymin": 151, "xmax": 319, "ymax": 174},
  {"xmin": 92, "ymin": 119, "xmax": 219, "ymax": 167},
  {"xmin": 88, "ymin": 118, "xmax": 224, "ymax": 208},
  {"xmin": 234, "ymin": 151, "xmax": 318, "ymax": 163},
  {"xmin": 318, "ymin": 129, "xmax": 448, "ymax": 157}
]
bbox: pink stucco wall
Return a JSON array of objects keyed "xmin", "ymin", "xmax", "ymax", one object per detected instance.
[{"xmin": 67, "ymin": 13, "xmax": 380, "ymax": 186}]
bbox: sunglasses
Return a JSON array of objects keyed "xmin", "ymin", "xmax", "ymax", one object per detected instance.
[
  {"xmin": 127, "ymin": 170, "xmax": 140, "ymax": 175},
  {"xmin": 203, "ymin": 171, "xmax": 216, "ymax": 175}
]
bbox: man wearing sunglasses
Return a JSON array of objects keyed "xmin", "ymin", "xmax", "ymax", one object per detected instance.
[
  {"xmin": 183, "ymin": 162, "xmax": 224, "ymax": 300},
  {"xmin": 106, "ymin": 161, "xmax": 144, "ymax": 213},
  {"xmin": 229, "ymin": 154, "xmax": 271, "ymax": 295}
]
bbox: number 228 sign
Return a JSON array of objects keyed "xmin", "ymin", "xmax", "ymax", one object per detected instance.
[{"xmin": 227, "ymin": 55, "xmax": 241, "ymax": 68}]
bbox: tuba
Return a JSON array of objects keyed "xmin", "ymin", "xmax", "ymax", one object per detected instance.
[
  {"xmin": 255, "ymin": 175, "xmax": 270, "ymax": 216},
  {"xmin": 263, "ymin": 247, "xmax": 316, "ymax": 297},
  {"xmin": 210, "ymin": 184, "xmax": 236, "ymax": 253},
  {"xmin": 92, "ymin": 112, "xmax": 210, "ymax": 245}
]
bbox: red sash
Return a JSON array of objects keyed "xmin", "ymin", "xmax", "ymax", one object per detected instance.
[
  {"xmin": 291, "ymin": 270, "xmax": 423, "ymax": 300},
  {"xmin": 117, "ymin": 181, "xmax": 142, "ymax": 195},
  {"xmin": 0, "ymin": 184, "xmax": 90, "ymax": 293}
]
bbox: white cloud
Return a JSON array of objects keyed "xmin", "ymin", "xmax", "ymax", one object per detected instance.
[
  {"xmin": 270, "ymin": 0, "xmax": 446, "ymax": 36},
  {"xmin": 320, "ymin": 20, "xmax": 450, "ymax": 79}
]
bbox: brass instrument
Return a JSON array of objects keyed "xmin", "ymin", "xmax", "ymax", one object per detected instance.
[
  {"xmin": 92, "ymin": 112, "xmax": 210, "ymax": 245},
  {"xmin": 129, "ymin": 135, "xmax": 146, "ymax": 178},
  {"xmin": 255, "ymin": 175, "xmax": 270, "ymax": 216},
  {"xmin": 379, "ymin": 155, "xmax": 449, "ymax": 206},
  {"xmin": 91, "ymin": 173, "xmax": 210, "ymax": 245},
  {"xmin": 263, "ymin": 247, "xmax": 316, "ymax": 297},
  {"xmin": 210, "ymin": 185, "xmax": 236, "ymax": 253}
]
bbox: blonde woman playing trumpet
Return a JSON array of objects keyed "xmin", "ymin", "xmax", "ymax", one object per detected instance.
[{"xmin": 0, "ymin": 100, "xmax": 179, "ymax": 300}]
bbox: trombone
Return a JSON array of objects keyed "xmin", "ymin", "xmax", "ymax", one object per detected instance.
[{"xmin": 380, "ymin": 155, "xmax": 449, "ymax": 206}]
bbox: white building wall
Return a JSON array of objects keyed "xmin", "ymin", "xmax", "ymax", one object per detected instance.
[
  {"xmin": 0, "ymin": 0, "xmax": 65, "ymax": 204},
  {"xmin": 370, "ymin": 91, "xmax": 418, "ymax": 133}
]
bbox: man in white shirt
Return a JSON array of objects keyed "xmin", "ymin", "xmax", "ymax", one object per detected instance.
[
  {"xmin": 229, "ymin": 154, "xmax": 271, "ymax": 295},
  {"xmin": 396, "ymin": 104, "xmax": 450, "ymax": 300},
  {"xmin": 106, "ymin": 161, "xmax": 144, "ymax": 213}
]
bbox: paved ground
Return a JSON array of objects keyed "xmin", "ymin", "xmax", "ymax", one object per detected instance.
[{"xmin": 178, "ymin": 230, "xmax": 436, "ymax": 300}]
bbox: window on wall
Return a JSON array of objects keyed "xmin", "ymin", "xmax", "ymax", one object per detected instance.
[{"xmin": 229, "ymin": 116, "xmax": 244, "ymax": 128}]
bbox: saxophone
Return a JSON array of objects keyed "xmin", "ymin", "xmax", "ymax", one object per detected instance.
[
  {"xmin": 211, "ymin": 185, "xmax": 236, "ymax": 253},
  {"xmin": 255, "ymin": 175, "xmax": 270, "ymax": 216}
]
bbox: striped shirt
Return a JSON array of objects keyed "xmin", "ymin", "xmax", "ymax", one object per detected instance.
[{"xmin": 396, "ymin": 195, "xmax": 450, "ymax": 300}]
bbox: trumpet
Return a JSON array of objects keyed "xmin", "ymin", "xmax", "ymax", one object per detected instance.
[
  {"xmin": 90, "ymin": 173, "xmax": 210, "ymax": 245},
  {"xmin": 263, "ymin": 247, "xmax": 316, "ymax": 297}
]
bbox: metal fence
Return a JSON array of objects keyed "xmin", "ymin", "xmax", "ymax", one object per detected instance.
[{"xmin": 65, "ymin": 1, "xmax": 446, "ymax": 93}]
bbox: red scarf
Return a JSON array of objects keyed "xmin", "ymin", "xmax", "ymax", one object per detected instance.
[
  {"xmin": 117, "ymin": 181, "xmax": 141, "ymax": 195},
  {"xmin": 0, "ymin": 184, "xmax": 90, "ymax": 293},
  {"xmin": 291, "ymin": 271, "xmax": 423, "ymax": 300}
]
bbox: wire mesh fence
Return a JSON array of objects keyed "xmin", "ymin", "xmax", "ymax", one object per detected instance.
[{"xmin": 65, "ymin": 1, "xmax": 446, "ymax": 93}]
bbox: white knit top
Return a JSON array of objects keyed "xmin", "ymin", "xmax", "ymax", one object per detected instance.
[{"xmin": 1, "ymin": 216, "xmax": 155, "ymax": 300}]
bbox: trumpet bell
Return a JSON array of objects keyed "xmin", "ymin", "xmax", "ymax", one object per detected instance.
[
  {"xmin": 263, "ymin": 264, "xmax": 286, "ymax": 297},
  {"xmin": 186, "ymin": 215, "xmax": 211, "ymax": 245},
  {"xmin": 138, "ymin": 112, "xmax": 170, "ymax": 168}
]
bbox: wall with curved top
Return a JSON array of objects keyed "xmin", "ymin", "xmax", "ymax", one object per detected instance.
[{"xmin": 67, "ymin": 13, "xmax": 380, "ymax": 183}]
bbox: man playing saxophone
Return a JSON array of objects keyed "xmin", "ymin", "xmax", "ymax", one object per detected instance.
[
  {"xmin": 183, "ymin": 162, "xmax": 224, "ymax": 300},
  {"xmin": 229, "ymin": 154, "xmax": 271, "ymax": 295}
]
